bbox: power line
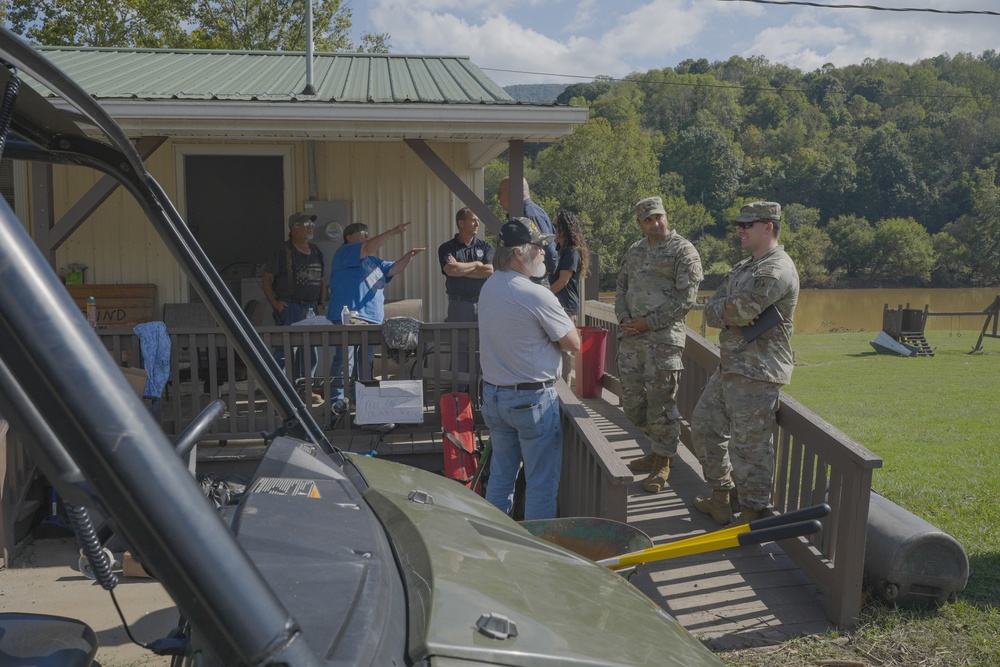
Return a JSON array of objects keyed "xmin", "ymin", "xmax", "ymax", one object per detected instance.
[{"xmin": 716, "ymin": 0, "xmax": 1000, "ymax": 16}]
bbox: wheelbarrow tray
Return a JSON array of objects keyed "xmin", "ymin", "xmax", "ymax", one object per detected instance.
[{"xmin": 520, "ymin": 517, "xmax": 653, "ymax": 562}]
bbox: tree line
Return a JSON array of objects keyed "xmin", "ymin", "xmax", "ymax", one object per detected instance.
[
  {"xmin": 496, "ymin": 54, "xmax": 1000, "ymax": 289},
  {"xmin": 4, "ymin": 0, "xmax": 390, "ymax": 52}
]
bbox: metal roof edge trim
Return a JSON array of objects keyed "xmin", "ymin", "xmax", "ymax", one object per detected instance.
[
  {"xmin": 59, "ymin": 99, "xmax": 589, "ymax": 121},
  {"xmin": 47, "ymin": 99, "xmax": 588, "ymax": 140}
]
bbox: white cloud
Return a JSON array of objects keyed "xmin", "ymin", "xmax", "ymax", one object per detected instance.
[
  {"xmin": 848, "ymin": 12, "xmax": 997, "ymax": 63},
  {"xmin": 599, "ymin": 0, "xmax": 710, "ymax": 61},
  {"xmin": 564, "ymin": 0, "xmax": 600, "ymax": 34},
  {"xmin": 368, "ymin": 3, "xmax": 630, "ymax": 84},
  {"xmin": 367, "ymin": 0, "xmax": 728, "ymax": 84},
  {"xmin": 739, "ymin": 1, "xmax": 1000, "ymax": 70},
  {"xmin": 361, "ymin": 0, "xmax": 1000, "ymax": 86},
  {"xmin": 743, "ymin": 19, "xmax": 856, "ymax": 71}
]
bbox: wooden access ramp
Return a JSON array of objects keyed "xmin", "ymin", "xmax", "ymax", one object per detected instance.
[{"xmin": 578, "ymin": 394, "xmax": 833, "ymax": 650}]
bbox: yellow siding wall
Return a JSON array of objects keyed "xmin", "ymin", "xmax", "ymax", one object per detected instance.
[
  {"xmin": 48, "ymin": 142, "xmax": 183, "ymax": 309},
  {"xmin": 34, "ymin": 139, "xmax": 483, "ymax": 323}
]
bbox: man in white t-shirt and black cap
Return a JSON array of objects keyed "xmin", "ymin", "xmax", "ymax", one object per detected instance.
[{"xmin": 479, "ymin": 217, "xmax": 581, "ymax": 520}]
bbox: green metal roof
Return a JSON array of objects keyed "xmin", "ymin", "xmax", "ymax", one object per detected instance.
[{"xmin": 37, "ymin": 46, "xmax": 517, "ymax": 105}]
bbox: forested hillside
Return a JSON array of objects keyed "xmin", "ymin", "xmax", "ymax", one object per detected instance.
[{"xmin": 495, "ymin": 54, "xmax": 1000, "ymax": 288}]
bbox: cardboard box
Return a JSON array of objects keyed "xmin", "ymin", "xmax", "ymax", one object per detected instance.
[
  {"xmin": 355, "ymin": 380, "xmax": 423, "ymax": 425},
  {"xmin": 122, "ymin": 551, "xmax": 152, "ymax": 578},
  {"xmin": 121, "ymin": 366, "xmax": 148, "ymax": 398}
]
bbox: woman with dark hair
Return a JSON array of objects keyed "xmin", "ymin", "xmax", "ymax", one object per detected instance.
[
  {"xmin": 550, "ymin": 210, "xmax": 589, "ymax": 320},
  {"xmin": 550, "ymin": 210, "xmax": 589, "ymax": 382}
]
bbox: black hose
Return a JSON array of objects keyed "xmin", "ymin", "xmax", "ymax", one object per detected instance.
[
  {"xmin": 68, "ymin": 503, "xmax": 155, "ymax": 650},
  {"xmin": 0, "ymin": 61, "xmax": 20, "ymax": 160},
  {"xmin": 66, "ymin": 503, "xmax": 118, "ymax": 591}
]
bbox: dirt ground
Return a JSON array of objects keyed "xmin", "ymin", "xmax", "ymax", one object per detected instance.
[{"xmin": 0, "ymin": 536, "xmax": 177, "ymax": 667}]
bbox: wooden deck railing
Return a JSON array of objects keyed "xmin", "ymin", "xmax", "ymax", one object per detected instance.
[
  {"xmin": 97, "ymin": 320, "xmax": 633, "ymax": 520},
  {"xmin": 556, "ymin": 381, "xmax": 632, "ymax": 520},
  {"xmin": 584, "ymin": 300, "xmax": 882, "ymax": 628},
  {"xmin": 99, "ymin": 322, "xmax": 483, "ymax": 441}
]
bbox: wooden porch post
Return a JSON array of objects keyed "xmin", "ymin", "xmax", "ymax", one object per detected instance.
[
  {"xmin": 508, "ymin": 140, "xmax": 524, "ymax": 218},
  {"xmin": 31, "ymin": 136, "xmax": 167, "ymax": 266}
]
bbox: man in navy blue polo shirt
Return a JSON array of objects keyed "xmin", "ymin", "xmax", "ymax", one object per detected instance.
[
  {"xmin": 437, "ymin": 207, "xmax": 494, "ymax": 322},
  {"xmin": 438, "ymin": 207, "xmax": 494, "ymax": 390}
]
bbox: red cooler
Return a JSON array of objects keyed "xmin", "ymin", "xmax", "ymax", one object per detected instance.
[{"xmin": 574, "ymin": 326, "xmax": 608, "ymax": 398}]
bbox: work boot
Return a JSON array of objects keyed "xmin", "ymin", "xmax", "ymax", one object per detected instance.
[
  {"xmin": 729, "ymin": 486, "xmax": 742, "ymax": 515},
  {"xmin": 693, "ymin": 489, "xmax": 733, "ymax": 525},
  {"xmin": 733, "ymin": 505, "xmax": 766, "ymax": 525},
  {"xmin": 642, "ymin": 455, "xmax": 673, "ymax": 493},
  {"xmin": 627, "ymin": 452, "xmax": 657, "ymax": 473}
]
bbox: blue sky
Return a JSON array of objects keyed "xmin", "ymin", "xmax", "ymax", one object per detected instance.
[{"xmin": 351, "ymin": 0, "xmax": 1000, "ymax": 86}]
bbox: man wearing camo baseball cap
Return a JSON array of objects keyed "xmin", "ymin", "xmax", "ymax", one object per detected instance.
[
  {"xmin": 690, "ymin": 200, "xmax": 800, "ymax": 526},
  {"xmin": 616, "ymin": 195, "xmax": 703, "ymax": 495},
  {"xmin": 634, "ymin": 195, "xmax": 667, "ymax": 221},
  {"xmin": 732, "ymin": 200, "xmax": 780, "ymax": 223}
]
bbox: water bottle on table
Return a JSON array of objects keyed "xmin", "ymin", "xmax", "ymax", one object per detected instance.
[{"xmin": 86, "ymin": 296, "xmax": 97, "ymax": 330}]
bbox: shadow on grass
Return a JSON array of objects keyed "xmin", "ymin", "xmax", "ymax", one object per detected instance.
[
  {"xmin": 859, "ymin": 596, "xmax": 950, "ymax": 621},
  {"xmin": 962, "ymin": 552, "xmax": 1000, "ymax": 610}
]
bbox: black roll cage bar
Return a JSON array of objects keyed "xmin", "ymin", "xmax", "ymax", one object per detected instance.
[{"xmin": 0, "ymin": 27, "xmax": 344, "ymax": 666}]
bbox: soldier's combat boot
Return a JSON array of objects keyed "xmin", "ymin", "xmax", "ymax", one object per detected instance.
[
  {"xmin": 729, "ymin": 486, "xmax": 742, "ymax": 515},
  {"xmin": 627, "ymin": 452, "xmax": 657, "ymax": 473},
  {"xmin": 642, "ymin": 455, "xmax": 673, "ymax": 493},
  {"xmin": 733, "ymin": 505, "xmax": 766, "ymax": 525},
  {"xmin": 693, "ymin": 489, "xmax": 733, "ymax": 524}
]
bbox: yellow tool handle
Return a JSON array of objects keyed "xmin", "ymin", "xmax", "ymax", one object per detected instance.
[
  {"xmin": 598, "ymin": 504, "xmax": 830, "ymax": 570},
  {"xmin": 599, "ymin": 526, "xmax": 747, "ymax": 569}
]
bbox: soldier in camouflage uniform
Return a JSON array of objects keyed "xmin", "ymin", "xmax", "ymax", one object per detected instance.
[
  {"xmin": 616, "ymin": 196, "xmax": 703, "ymax": 493},
  {"xmin": 691, "ymin": 201, "xmax": 799, "ymax": 524}
]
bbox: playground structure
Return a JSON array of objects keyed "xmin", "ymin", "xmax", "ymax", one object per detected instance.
[{"xmin": 881, "ymin": 295, "xmax": 1000, "ymax": 355}]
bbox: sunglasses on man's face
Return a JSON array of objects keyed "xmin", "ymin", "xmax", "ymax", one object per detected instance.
[{"xmin": 736, "ymin": 220, "xmax": 769, "ymax": 230}]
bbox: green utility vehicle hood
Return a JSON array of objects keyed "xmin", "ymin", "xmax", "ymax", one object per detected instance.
[{"xmin": 351, "ymin": 454, "xmax": 722, "ymax": 667}]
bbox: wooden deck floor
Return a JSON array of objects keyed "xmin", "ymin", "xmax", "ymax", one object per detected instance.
[{"xmin": 579, "ymin": 392, "xmax": 834, "ymax": 650}]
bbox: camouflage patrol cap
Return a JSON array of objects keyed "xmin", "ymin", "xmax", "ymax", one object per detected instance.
[
  {"xmin": 635, "ymin": 196, "xmax": 666, "ymax": 220},
  {"xmin": 731, "ymin": 201, "xmax": 781, "ymax": 225}
]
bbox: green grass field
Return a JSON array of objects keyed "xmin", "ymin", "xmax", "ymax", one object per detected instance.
[{"xmin": 723, "ymin": 330, "xmax": 1000, "ymax": 666}]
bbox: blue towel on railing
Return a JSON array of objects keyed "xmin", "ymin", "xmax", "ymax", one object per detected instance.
[{"xmin": 134, "ymin": 321, "xmax": 171, "ymax": 399}]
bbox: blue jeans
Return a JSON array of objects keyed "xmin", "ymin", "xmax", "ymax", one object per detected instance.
[
  {"xmin": 482, "ymin": 384, "xmax": 562, "ymax": 520},
  {"xmin": 273, "ymin": 302, "xmax": 318, "ymax": 378},
  {"xmin": 329, "ymin": 343, "xmax": 377, "ymax": 400}
]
